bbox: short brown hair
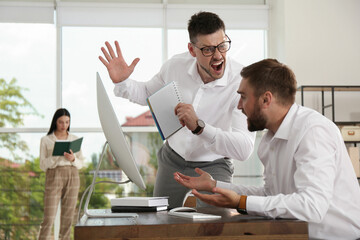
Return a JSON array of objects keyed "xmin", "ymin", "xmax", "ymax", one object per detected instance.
[
  {"xmin": 188, "ymin": 11, "xmax": 225, "ymax": 44},
  {"xmin": 240, "ymin": 59, "xmax": 297, "ymax": 106}
]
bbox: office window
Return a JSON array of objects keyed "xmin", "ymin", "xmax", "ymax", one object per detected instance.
[
  {"xmin": 0, "ymin": 23, "xmax": 56, "ymax": 128},
  {"xmin": 62, "ymin": 27, "xmax": 162, "ymax": 128},
  {"xmin": 0, "ymin": 23, "xmax": 56, "ymax": 161}
]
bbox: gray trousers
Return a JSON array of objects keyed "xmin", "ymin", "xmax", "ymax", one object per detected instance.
[{"xmin": 153, "ymin": 142, "xmax": 234, "ymax": 209}]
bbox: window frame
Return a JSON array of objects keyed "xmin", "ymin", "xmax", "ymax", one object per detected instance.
[{"xmin": 0, "ymin": 2, "xmax": 268, "ymax": 159}]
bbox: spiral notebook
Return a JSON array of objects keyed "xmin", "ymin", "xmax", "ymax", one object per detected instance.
[{"xmin": 146, "ymin": 81, "xmax": 183, "ymax": 140}]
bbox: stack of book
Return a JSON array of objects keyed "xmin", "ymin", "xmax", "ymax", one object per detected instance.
[{"xmin": 110, "ymin": 196, "xmax": 169, "ymax": 213}]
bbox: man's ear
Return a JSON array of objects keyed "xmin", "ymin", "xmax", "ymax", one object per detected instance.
[
  {"xmin": 262, "ymin": 91, "xmax": 272, "ymax": 108},
  {"xmin": 188, "ymin": 42, "xmax": 196, "ymax": 57}
]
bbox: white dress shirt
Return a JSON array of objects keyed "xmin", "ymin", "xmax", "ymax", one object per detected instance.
[
  {"xmin": 114, "ymin": 52, "xmax": 255, "ymax": 162},
  {"xmin": 217, "ymin": 103, "xmax": 360, "ymax": 239},
  {"xmin": 39, "ymin": 132, "xmax": 85, "ymax": 171}
]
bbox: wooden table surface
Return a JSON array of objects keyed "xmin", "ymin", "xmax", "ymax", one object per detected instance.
[{"xmin": 75, "ymin": 207, "xmax": 308, "ymax": 240}]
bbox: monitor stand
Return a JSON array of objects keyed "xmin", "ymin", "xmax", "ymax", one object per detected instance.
[{"xmin": 81, "ymin": 141, "xmax": 138, "ymax": 219}]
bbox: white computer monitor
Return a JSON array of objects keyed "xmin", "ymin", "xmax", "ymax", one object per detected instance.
[
  {"xmin": 96, "ymin": 72, "xmax": 146, "ymax": 190},
  {"xmin": 82, "ymin": 73, "xmax": 146, "ymax": 219}
]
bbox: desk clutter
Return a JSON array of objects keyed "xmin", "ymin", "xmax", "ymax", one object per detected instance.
[
  {"xmin": 168, "ymin": 207, "xmax": 221, "ymax": 219},
  {"xmin": 339, "ymin": 125, "xmax": 360, "ymax": 178},
  {"xmin": 340, "ymin": 125, "xmax": 360, "ymax": 141},
  {"xmin": 110, "ymin": 196, "xmax": 169, "ymax": 212}
]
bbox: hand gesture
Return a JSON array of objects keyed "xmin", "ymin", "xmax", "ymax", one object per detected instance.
[
  {"xmin": 64, "ymin": 149, "xmax": 75, "ymax": 162},
  {"xmin": 174, "ymin": 103, "xmax": 198, "ymax": 132},
  {"xmin": 173, "ymin": 168, "xmax": 216, "ymax": 192},
  {"xmin": 99, "ymin": 41, "xmax": 140, "ymax": 83},
  {"xmin": 192, "ymin": 187, "xmax": 240, "ymax": 209}
]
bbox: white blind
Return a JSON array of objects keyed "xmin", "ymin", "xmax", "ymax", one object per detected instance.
[
  {"xmin": 166, "ymin": 5, "xmax": 268, "ymax": 29},
  {"xmin": 56, "ymin": 3, "xmax": 268, "ymax": 29},
  {"xmin": 56, "ymin": 3, "xmax": 163, "ymax": 27},
  {"xmin": 0, "ymin": 1, "xmax": 54, "ymax": 23},
  {"xmin": 0, "ymin": 1, "xmax": 268, "ymax": 28}
]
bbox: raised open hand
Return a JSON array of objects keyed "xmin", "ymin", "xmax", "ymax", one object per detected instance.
[
  {"xmin": 99, "ymin": 41, "xmax": 140, "ymax": 83},
  {"xmin": 173, "ymin": 168, "xmax": 216, "ymax": 192}
]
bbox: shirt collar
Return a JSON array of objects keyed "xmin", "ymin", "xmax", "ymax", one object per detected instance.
[
  {"xmin": 49, "ymin": 132, "xmax": 57, "ymax": 140},
  {"xmin": 271, "ymin": 103, "xmax": 298, "ymax": 141},
  {"xmin": 49, "ymin": 132, "xmax": 69, "ymax": 140},
  {"xmin": 188, "ymin": 57, "xmax": 229, "ymax": 87}
]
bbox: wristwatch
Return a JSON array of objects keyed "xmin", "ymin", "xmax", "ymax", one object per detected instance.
[
  {"xmin": 192, "ymin": 119, "xmax": 205, "ymax": 135},
  {"xmin": 236, "ymin": 195, "xmax": 248, "ymax": 215}
]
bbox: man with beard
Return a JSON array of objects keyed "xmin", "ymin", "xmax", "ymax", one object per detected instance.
[
  {"xmin": 174, "ymin": 59, "xmax": 360, "ymax": 239},
  {"xmin": 99, "ymin": 11, "xmax": 255, "ymax": 208}
]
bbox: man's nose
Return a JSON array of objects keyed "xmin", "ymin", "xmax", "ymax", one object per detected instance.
[
  {"xmin": 213, "ymin": 47, "xmax": 222, "ymax": 59},
  {"xmin": 237, "ymin": 99, "xmax": 243, "ymax": 110}
]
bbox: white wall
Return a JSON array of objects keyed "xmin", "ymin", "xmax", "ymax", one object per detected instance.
[{"xmin": 268, "ymin": 0, "xmax": 360, "ymax": 122}]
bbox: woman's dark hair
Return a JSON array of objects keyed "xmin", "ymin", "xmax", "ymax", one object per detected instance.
[
  {"xmin": 188, "ymin": 11, "xmax": 225, "ymax": 44},
  {"xmin": 47, "ymin": 108, "xmax": 71, "ymax": 135},
  {"xmin": 240, "ymin": 59, "xmax": 297, "ymax": 106}
]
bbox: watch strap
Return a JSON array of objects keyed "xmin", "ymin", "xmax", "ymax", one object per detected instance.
[
  {"xmin": 237, "ymin": 195, "xmax": 248, "ymax": 214},
  {"xmin": 192, "ymin": 119, "xmax": 204, "ymax": 135},
  {"xmin": 192, "ymin": 125, "xmax": 202, "ymax": 134}
]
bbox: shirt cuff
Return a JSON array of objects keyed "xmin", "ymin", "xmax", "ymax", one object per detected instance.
[
  {"xmin": 216, "ymin": 180, "xmax": 231, "ymax": 189},
  {"xmin": 113, "ymin": 78, "xmax": 130, "ymax": 96},
  {"xmin": 72, "ymin": 159, "xmax": 80, "ymax": 169},
  {"xmin": 114, "ymin": 78, "xmax": 130, "ymax": 86},
  {"xmin": 198, "ymin": 123, "xmax": 216, "ymax": 144},
  {"xmin": 246, "ymin": 195, "xmax": 265, "ymax": 214}
]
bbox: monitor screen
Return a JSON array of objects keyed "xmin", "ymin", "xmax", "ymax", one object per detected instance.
[{"xmin": 96, "ymin": 72, "xmax": 146, "ymax": 190}]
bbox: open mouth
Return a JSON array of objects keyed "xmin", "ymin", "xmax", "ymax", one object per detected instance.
[{"xmin": 211, "ymin": 61, "xmax": 223, "ymax": 72}]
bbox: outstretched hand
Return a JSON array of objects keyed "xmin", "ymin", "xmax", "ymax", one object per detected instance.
[
  {"xmin": 191, "ymin": 187, "xmax": 240, "ymax": 209},
  {"xmin": 173, "ymin": 168, "xmax": 216, "ymax": 192},
  {"xmin": 99, "ymin": 41, "xmax": 140, "ymax": 83}
]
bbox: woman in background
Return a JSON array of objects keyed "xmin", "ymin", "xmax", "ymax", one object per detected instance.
[{"xmin": 38, "ymin": 108, "xmax": 84, "ymax": 240}]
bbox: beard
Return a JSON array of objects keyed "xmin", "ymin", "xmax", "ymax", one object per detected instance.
[{"xmin": 246, "ymin": 103, "xmax": 267, "ymax": 132}]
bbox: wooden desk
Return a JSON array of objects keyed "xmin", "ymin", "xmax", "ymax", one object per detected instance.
[{"xmin": 75, "ymin": 208, "xmax": 308, "ymax": 239}]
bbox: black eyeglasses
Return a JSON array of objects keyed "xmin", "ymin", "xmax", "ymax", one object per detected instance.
[{"xmin": 192, "ymin": 35, "xmax": 231, "ymax": 57}]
